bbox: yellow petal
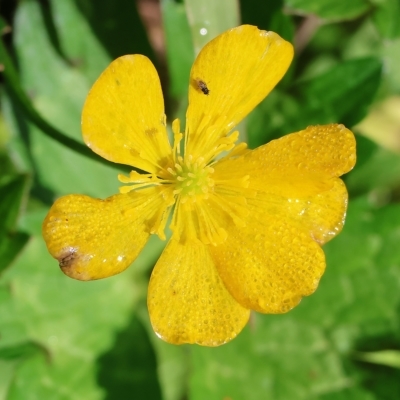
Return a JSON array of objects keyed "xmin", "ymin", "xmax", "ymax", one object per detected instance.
[
  {"xmin": 185, "ymin": 25, "xmax": 293, "ymax": 161},
  {"xmin": 210, "ymin": 216, "xmax": 326, "ymax": 314},
  {"xmin": 42, "ymin": 187, "xmax": 170, "ymax": 280},
  {"xmin": 148, "ymin": 239, "xmax": 250, "ymax": 346},
  {"xmin": 214, "ymin": 124, "xmax": 356, "ymax": 197},
  {"xmin": 282, "ymin": 178, "xmax": 348, "ymax": 244},
  {"xmin": 82, "ymin": 55, "xmax": 172, "ymax": 173},
  {"xmin": 247, "ymin": 178, "xmax": 348, "ymax": 245}
]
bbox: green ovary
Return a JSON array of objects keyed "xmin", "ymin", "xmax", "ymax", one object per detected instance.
[{"xmin": 173, "ymin": 157, "xmax": 214, "ymax": 201}]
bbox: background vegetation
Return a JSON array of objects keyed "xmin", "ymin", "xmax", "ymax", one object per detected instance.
[{"xmin": 1, "ymin": 0, "xmax": 400, "ymax": 399}]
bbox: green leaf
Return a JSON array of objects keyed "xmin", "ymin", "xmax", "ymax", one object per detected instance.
[
  {"xmin": 0, "ymin": 236, "xmax": 144, "ymax": 399},
  {"xmin": 297, "ymin": 57, "xmax": 382, "ymax": 127},
  {"xmin": 97, "ymin": 313, "xmax": 162, "ymax": 399},
  {"xmin": 0, "ymin": 231, "xmax": 30, "ymax": 275},
  {"xmin": 0, "ymin": 174, "xmax": 30, "ymax": 233},
  {"xmin": 0, "ymin": 341, "xmax": 49, "ymax": 399},
  {"xmin": 247, "ymin": 58, "xmax": 382, "ymax": 148},
  {"xmin": 184, "ymin": 0, "xmax": 240, "ymax": 53},
  {"xmin": 137, "ymin": 303, "xmax": 189, "ymax": 400},
  {"xmin": 381, "ymin": 38, "xmax": 400, "ymax": 94},
  {"xmin": 73, "ymin": 0, "xmax": 155, "ymax": 63},
  {"xmin": 246, "ymin": 90, "xmax": 300, "ymax": 147},
  {"xmin": 372, "ymin": 0, "xmax": 400, "ymax": 39},
  {"xmin": 285, "ymin": 0, "xmax": 371, "ymax": 21},
  {"xmin": 162, "ymin": 0, "xmax": 194, "ymax": 100},
  {"xmin": 0, "ymin": 23, "xmax": 102, "ymax": 166},
  {"xmin": 240, "ymin": 0, "xmax": 295, "ymax": 43},
  {"xmin": 0, "ymin": 341, "xmax": 48, "ymax": 361},
  {"xmin": 0, "ymin": 174, "xmax": 31, "ymax": 274},
  {"xmin": 6, "ymin": 0, "xmax": 125, "ymax": 197},
  {"xmin": 318, "ymin": 388, "xmax": 376, "ymax": 400},
  {"xmin": 190, "ymin": 198, "xmax": 400, "ymax": 399},
  {"xmin": 49, "ymin": 0, "xmax": 111, "ymax": 82},
  {"xmin": 354, "ymin": 350, "xmax": 400, "ymax": 369},
  {"xmin": 0, "ymin": 15, "xmax": 8, "ymax": 32},
  {"xmin": 345, "ymin": 141, "xmax": 400, "ymax": 197}
]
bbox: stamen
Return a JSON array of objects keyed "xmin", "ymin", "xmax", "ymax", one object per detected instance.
[
  {"xmin": 118, "ymin": 171, "xmax": 165, "ymax": 193},
  {"xmin": 167, "ymin": 167, "xmax": 176, "ymax": 175},
  {"xmin": 175, "ymin": 163, "xmax": 183, "ymax": 172},
  {"xmin": 172, "ymin": 118, "xmax": 182, "ymax": 161}
]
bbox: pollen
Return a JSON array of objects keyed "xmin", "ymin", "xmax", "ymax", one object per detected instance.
[{"xmin": 172, "ymin": 155, "xmax": 215, "ymax": 202}]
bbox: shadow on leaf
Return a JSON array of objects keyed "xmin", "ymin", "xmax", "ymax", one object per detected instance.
[{"xmin": 96, "ymin": 313, "xmax": 162, "ymax": 400}]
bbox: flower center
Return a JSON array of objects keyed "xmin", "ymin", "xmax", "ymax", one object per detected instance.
[
  {"xmin": 168, "ymin": 155, "xmax": 214, "ymax": 202},
  {"xmin": 116, "ymin": 118, "xmax": 253, "ymax": 245}
]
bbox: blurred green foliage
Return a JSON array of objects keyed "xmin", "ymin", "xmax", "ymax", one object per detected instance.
[{"xmin": 0, "ymin": 0, "xmax": 400, "ymax": 399}]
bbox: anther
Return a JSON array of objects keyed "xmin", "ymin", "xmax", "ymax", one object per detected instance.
[{"xmin": 167, "ymin": 167, "xmax": 176, "ymax": 175}]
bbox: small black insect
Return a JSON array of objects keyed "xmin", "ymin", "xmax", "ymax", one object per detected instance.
[{"xmin": 196, "ymin": 79, "xmax": 210, "ymax": 95}]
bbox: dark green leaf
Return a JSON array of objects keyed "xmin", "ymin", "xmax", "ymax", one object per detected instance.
[
  {"xmin": 0, "ymin": 174, "xmax": 30, "ymax": 233},
  {"xmin": 345, "ymin": 142, "xmax": 400, "ymax": 197},
  {"xmin": 0, "ymin": 174, "xmax": 31, "ymax": 274},
  {"xmin": 0, "ymin": 15, "xmax": 8, "ymax": 33},
  {"xmin": 137, "ymin": 303, "xmax": 189, "ymax": 400},
  {"xmin": 297, "ymin": 57, "xmax": 382, "ymax": 127},
  {"xmin": 97, "ymin": 313, "xmax": 162, "ymax": 400},
  {"xmin": 285, "ymin": 0, "xmax": 371, "ymax": 21},
  {"xmin": 0, "ymin": 341, "xmax": 48, "ymax": 361},
  {"xmin": 246, "ymin": 90, "xmax": 300, "ymax": 148},
  {"xmin": 247, "ymin": 59, "xmax": 382, "ymax": 148},
  {"xmin": 0, "ymin": 231, "xmax": 30, "ymax": 275},
  {"xmin": 73, "ymin": 0, "xmax": 155, "ymax": 63}
]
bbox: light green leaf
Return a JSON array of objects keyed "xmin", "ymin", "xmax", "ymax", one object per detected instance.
[
  {"xmin": 8, "ymin": 0, "xmax": 122, "ymax": 197},
  {"xmin": 372, "ymin": 0, "xmax": 400, "ymax": 39},
  {"xmin": 49, "ymin": 0, "xmax": 111, "ymax": 82},
  {"xmin": 184, "ymin": 0, "xmax": 240, "ymax": 53},
  {"xmin": 0, "ymin": 341, "xmax": 49, "ymax": 400},
  {"xmin": 0, "ymin": 237, "xmax": 144, "ymax": 399},
  {"xmin": 190, "ymin": 198, "xmax": 400, "ymax": 399},
  {"xmin": 381, "ymin": 38, "xmax": 400, "ymax": 94},
  {"xmin": 354, "ymin": 350, "xmax": 400, "ymax": 369},
  {"xmin": 162, "ymin": 0, "xmax": 194, "ymax": 99}
]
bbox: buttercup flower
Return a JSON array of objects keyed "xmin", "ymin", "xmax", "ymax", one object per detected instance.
[{"xmin": 43, "ymin": 25, "xmax": 356, "ymax": 346}]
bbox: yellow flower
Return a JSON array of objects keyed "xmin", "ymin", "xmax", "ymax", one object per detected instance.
[{"xmin": 42, "ymin": 25, "xmax": 356, "ymax": 346}]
